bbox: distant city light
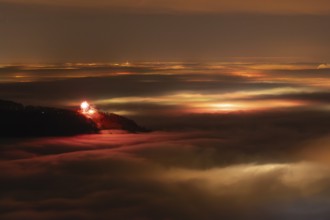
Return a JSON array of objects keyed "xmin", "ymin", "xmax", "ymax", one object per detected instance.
[
  {"xmin": 80, "ymin": 101, "xmax": 97, "ymax": 116},
  {"xmin": 88, "ymin": 109, "xmax": 96, "ymax": 115},
  {"xmin": 81, "ymin": 101, "xmax": 90, "ymax": 112}
]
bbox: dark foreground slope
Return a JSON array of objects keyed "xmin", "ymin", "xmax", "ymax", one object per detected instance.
[{"xmin": 0, "ymin": 100, "xmax": 147, "ymax": 137}]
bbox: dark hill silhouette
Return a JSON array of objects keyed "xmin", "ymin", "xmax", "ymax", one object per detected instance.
[
  {"xmin": 0, "ymin": 100, "xmax": 148, "ymax": 137},
  {"xmin": 96, "ymin": 112, "xmax": 149, "ymax": 133}
]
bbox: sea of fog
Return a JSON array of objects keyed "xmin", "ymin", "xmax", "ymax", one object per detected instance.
[{"xmin": 0, "ymin": 62, "xmax": 330, "ymax": 219}]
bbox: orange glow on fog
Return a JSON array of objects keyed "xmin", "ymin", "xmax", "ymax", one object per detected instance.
[
  {"xmin": 231, "ymin": 71, "xmax": 265, "ymax": 78},
  {"xmin": 213, "ymin": 103, "xmax": 239, "ymax": 111},
  {"xmin": 93, "ymin": 88, "xmax": 319, "ymax": 115},
  {"xmin": 184, "ymin": 100, "xmax": 308, "ymax": 114},
  {"xmin": 50, "ymin": 62, "xmax": 330, "ymax": 116}
]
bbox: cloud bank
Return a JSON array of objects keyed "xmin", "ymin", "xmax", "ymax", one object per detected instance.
[
  {"xmin": 1, "ymin": 126, "xmax": 330, "ymax": 220},
  {"xmin": 0, "ymin": 62, "xmax": 330, "ymax": 219}
]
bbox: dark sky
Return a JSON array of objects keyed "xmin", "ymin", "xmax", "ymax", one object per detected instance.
[{"xmin": 0, "ymin": 1, "xmax": 330, "ymax": 63}]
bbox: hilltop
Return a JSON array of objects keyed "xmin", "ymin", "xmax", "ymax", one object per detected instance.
[{"xmin": 0, "ymin": 100, "xmax": 147, "ymax": 137}]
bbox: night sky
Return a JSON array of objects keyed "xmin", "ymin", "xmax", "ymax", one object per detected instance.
[
  {"xmin": 1, "ymin": 1, "xmax": 330, "ymax": 220},
  {"xmin": 0, "ymin": 0, "xmax": 330, "ymax": 63}
]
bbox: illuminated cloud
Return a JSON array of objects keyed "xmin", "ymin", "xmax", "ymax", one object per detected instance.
[{"xmin": 317, "ymin": 63, "xmax": 330, "ymax": 69}]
